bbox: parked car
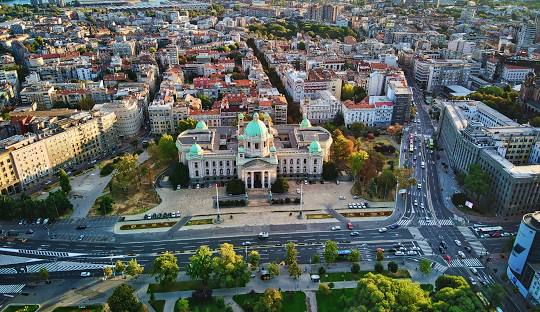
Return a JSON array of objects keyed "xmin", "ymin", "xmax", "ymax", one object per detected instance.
[
  {"xmin": 389, "ymin": 224, "xmax": 399, "ymax": 230},
  {"xmin": 77, "ymin": 235, "xmax": 85, "ymax": 241},
  {"xmin": 241, "ymin": 241, "xmax": 252, "ymax": 246},
  {"xmin": 378, "ymin": 227, "xmax": 387, "ymax": 233},
  {"xmin": 80, "ymin": 272, "xmax": 91, "ymax": 277},
  {"xmin": 407, "ymin": 250, "xmax": 417, "ymax": 256},
  {"xmin": 76, "ymin": 225, "xmax": 87, "ymax": 230}
]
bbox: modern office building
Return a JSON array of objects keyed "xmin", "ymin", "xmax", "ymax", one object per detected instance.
[
  {"xmin": 437, "ymin": 100, "xmax": 540, "ymax": 216},
  {"xmin": 176, "ymin": 114, "xmax": 332, "ymax": 188},
  {"xmin": 508, "ymin": 211, "xmax": 540, "ymax": 306},
  {"xmin": 414, "ymin": 58, "xmax": 474, "ymax": 93}
]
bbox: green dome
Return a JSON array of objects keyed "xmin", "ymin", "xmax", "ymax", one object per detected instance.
[
  {"xmin": 195, "ymin": 121, "xmax": 208, "ymax": 130},
  {"xmin": 308, "ymin": 140, "xmax": 322, "ymax": 153},
  {"xmin": 263, "ymin": 112, "xmax": 271, "ymax": 120},
  {"xmin": 269, "ymin": 145, "xmax": 277, "ymax": 152},
  {"xmin": 189, "ymin": 143, "xmax": 203, "ymax": 155},
  {"xmin": 238, "ymin": 134, "xmax": 245, "ymax": 141},
  {"xmin": 238, "ymin": 146, "xmax": 246, "ymax": 153},
  {"xmin": 244, "ymin": 113, "xmax": 268, "ymax": 138},
  {"xmin": 300, "ymin": 117, "xmax": 312, "ymax": 128},
  {"xmin": 238, "ymin": 113, "xmax": 245, "ymax": 120}
]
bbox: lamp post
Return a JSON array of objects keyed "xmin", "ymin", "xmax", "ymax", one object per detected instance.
[{"xmin": 215, "ymin": 183, "xmax": 221, "ymax": 224}]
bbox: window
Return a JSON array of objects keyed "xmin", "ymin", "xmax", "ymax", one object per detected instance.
[
  {"xmin": 195, "ymin": 170, "xmax": 199, "ymax": 177},
  {"xmin": 255, "ymin": 143, "xmax": 259, "ymax": 149}
]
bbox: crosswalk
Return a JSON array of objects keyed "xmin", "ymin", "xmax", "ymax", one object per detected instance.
[
  {"xmin": 449, "ymin": 258, "xmax": 484, "ymax": 268},
  {"xmin": 416, "ymin": 240, "xmax": 433, "ymax": 256},
  {"xmin": 0, "ymin": 254, "xmax": 39, "ymax": 266},
  {"xmin": 25, "ymin": 261, "xmax": 108, "ymax": 273},
  {"xmin": 18, "ymin": 249, "xmax": 69, "ymax": 257},
  {"xmin": 432, "ymin": 262, "xmax": 448, "ymax": 273},
  {"xmin": 457, "ymin": 226, "xmax": 488, "ymax": 255},
  {"xmin": 395, "ymin": 218, "xmax": 412, "ymax": 227},
  {"xmin": 418, "ymin": 219, "xmax": 454, "ymax": 226}
]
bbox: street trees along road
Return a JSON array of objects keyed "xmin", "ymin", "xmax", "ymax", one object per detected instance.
[{"xmin": 152, "ymin": 252, "xmax": 179, "ymax": 285}]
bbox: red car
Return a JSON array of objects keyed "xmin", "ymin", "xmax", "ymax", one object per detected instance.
[
  {"xmin": 444, "ymin": 255, "xmax": 452, "ymax": 263},
  {"xmin": 491, "ymin": 232, "xmax": 501, "ymax": 238},
  {"xmin": 347, "ymin": 222, "xmax": 353, "ymax": 230}
]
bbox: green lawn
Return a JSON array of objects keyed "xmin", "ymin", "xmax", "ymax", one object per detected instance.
[
  {"xmin": 52, "ymin": 305, "xmax": 103, "ymax": 312},
  {"xmin": 148, "ymin": 280, "xmax": 203, "ymax": 293},
  {"xmin": 319, "ymin": 269, "xmax": 410, "ymax": 282},
  {"xmin": 317, "ymin": 288, "xmax": 356, "ymax": 312},
  {"xmin": 149, "ymin": 300, "xmax": 165, "ymax": 312},
  {"xmin": 2, "ymin": 305, "xmax": 39, "ymax": 312},
  {"xmin": 234, "ymin": 291, "xmax": 306, "ymax": 312},
  {"xmin": 184, "ymin": 297, "xmax": 228, "ymax": 312}
]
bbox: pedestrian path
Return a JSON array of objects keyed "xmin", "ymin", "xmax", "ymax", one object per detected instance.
[
  {"xmin": 415, "ymin": 240, "xmax": 433, "ymax": 256},
  {"xmin": 0, "ymin": 267, "xmax": 18, "ymax": 274},
  {"xmin": 457, "ymin": 226, "xmax": 487, "ymax": 256},
  {"xmin": 395, "ymin": 218, "xmax": 412, "ymax": 227},
  {"xmin": 0, "ymin": 254, "xmax": 39, "ymax": 266},
  {"xmin": 432, "ymin": 262, "xmax": 448, "ymax": 273},
  {"xmin": 449, "ymin": 258, "xmax": 483, "ymax": 268},
  {"xmin": 418, "ymin": 219, "xmax": 454, "ymax": 226}
]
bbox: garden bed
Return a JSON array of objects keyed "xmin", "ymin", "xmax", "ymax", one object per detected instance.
[
  {"xmin": 317, "ymin": 288, "xmax": 356, "ymax": 312},
  {"xmin": 119, "ymin": 221, "xmax": 176, "ymax": 230},
  {"xmin": 306, "ymin": 213, "xmax": 333, "ymax": 219},
  {"xmin": 233, "ymin": 291, "xmax": 306, "ymax": 312},
  {"xmin": 52, "ymin": 305, "xmax": 103, "ymax": 312},
  {"xmin": 185, "ymin": 219, "xmax": 213, "ymax": 226},
  {"xmin": 318, "ymin": 269, "xmax": 410, "ymax": 282}
]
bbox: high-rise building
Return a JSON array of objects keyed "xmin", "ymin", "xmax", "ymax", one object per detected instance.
[
  {"xmin": 322, "ymin": 4, "xmax": 338, "ymax": 23},
  {"xmin": 507, "ymin": 211, "xmax": 540, "ymax": 306},
  {"xmin": 517, "ymin": 20, "xmax": 537, "ymax": 51}
]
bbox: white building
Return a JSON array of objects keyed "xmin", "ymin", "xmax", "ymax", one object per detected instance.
[
  {"xmin": 176, "ymin": 114, "xmax": 332, "ymax": 187},
  {"xmin": 99, "ymin": 98, "xmax": 143, "ymax": 137},
  {"xmin": 342, "ymin": 96, "xmax": 394, "ymax": 127},
  {"xmin": 301, "ymin": 90, "xmax": 341, "ymax": 124},
  {"xmin": 148, "ymin": 99, "xmax": 189, "ymax": 135},
  {"xmin": 448, "ymin": 39, "xmax": 476, "ymax": 55},
  {"xmin": 501, "ymin": 65, "xmax": 535, "ymax": 84},
  {"xmin": 366, "ymin": 71, "xmax": 386, "ymax": 96}
]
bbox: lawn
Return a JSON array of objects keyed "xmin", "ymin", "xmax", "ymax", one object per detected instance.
[
  {"xmin": 148, "ymin": 280, "xmax": 203, "ymax": 293},
  {"xmin": 2, "ymin": 305, "xmax": 39, "ymax": 312},
  {"xmin": 319, "ymin": 269, "xmax": 410, "ymax": 282},
  {"xmin": 185, "ymin": 297, "xmax": 228, "ymax": 312},
  {"xmin": 234, "ymin": 291, "xmax": 306, "ymax": 312},
  {"xmin": 149, "ymin": 300, "xmax": 165, "ymax": 312},
  {"xmin": 52, "ymin": 305, "xmax": 103, "ymax": 312},
  {"xmin": 317, "ymin": 288, "xmax": 356, "ymax": 312},
  {"xmin": 185, "ymin": 218, "xmax": 213, "ymax": 226},
  {"xmin": 119, "ymin": 221, "xmax": 177, "ymax": 230}
]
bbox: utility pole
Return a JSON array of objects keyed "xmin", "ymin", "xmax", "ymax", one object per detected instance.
[{"xmin": 215, "ymin": 183, "xmax": 221, "ymax": 223}]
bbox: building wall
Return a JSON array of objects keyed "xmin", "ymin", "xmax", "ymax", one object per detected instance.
[{"xmin": 0, "ymin": 151, "xmax": 20, "ymax": 194}]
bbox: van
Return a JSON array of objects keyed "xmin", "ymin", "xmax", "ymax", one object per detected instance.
[{"xmin": 421, "ymin": 161, "xmax": 425, "ymax": 169}]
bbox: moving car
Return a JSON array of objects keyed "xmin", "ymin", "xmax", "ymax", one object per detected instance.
[
  {"xmin": 258, "ymin": 232, "xmax": 269, "ymax": 239},
  {"xmin": 407, "ymin": 250, "xmax": 417, "ymax": 256},
  {"xmin": 347, "ymin": 222, "xmax": 353, "ymax": 230},
  {"xmin": 414, "ymin": 199, "xmax": 418, "ymax": 206},
  {"xmin": 454, "ymin": 239, "xmax": 462, "ymax": 246},
  {"xmin": 331, "ymin": 226, "xmax": 341, "ymax": 231},
  {"xmin": 378, "ymin": 227, "xmax": 387, "ymax": 233},
  {"xmin": 388, "ymin": 224, "xmax": 399, "ymax": 229},
  {"xmin": 80, "ymin": 272, "xmax": 91, "ymax": 277},
  {"xmin": 417, "ymin": 183, "xmax": 422, "ymax": 189},
  {"xmin": 77, "ymin": 235, "xmax": 85, "ymax": 241},
  {"xmin": 458, "ymin": 251, "xmax": 466, "ymax": 259},
  {"xmin": 241, "ymin": 241, "xmax": 252, "ymax": 246},
  {"xmin": 350, "ymin": 231, "xmax": 360, "ymax": 236},
  {"xmin": 395, "ymin": 251, "xmax": 405, "ymax": 256}
]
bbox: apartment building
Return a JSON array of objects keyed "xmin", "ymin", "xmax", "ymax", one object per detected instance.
[
  {"xmin": 99, "ymin": 98, "xmax": 143, "ymax": 137},
  {"xmin": 20, "ymin": 82, "xmax": 55, "ymax": 110},
  {"xmin": 148, "ymin": 100, "xmax": 189, "ymax": 135},
  {"xmin": 414, "ymin": 58, "xmax": 473, "ymax": 93},
  {"xmin": 342, "ymin": 96, "xmax": 394, "ymax": 127},
  {"xmin": 0, "ymin": 151, "xmax": 20, "ymax": 194},
  {"xmin": 501, "ymin": 65, "xmax": 534, "ymax": 84},
  {"xmin": 301, "ymin": 90, "xmax": 341, "ymax": 124},
  {"xmin": 437, "ymin": 100, "xmax": 540, "ymax": 216}
]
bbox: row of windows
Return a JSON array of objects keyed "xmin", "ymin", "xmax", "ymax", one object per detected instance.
[{"xmin": 194, "ymin": 160, "xmax": 237, "ymax": 169}]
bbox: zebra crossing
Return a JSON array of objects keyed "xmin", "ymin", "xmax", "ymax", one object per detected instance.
[
  {"xmin": 25, "ymin": 261, "xmax": 108, "ymax": 273},
  {"xmin": 0, "ymin": 254, "xmax": 39, "ymax": 266},
  {"xmin": 18, "ymin": 249, "xmax": 69, "ymax": 257},
  {"xmin": 0, "ymin": 267, "xmax": 17, "ymax": 274},
  {"xmin": 432, "ymin": 262, "xmax": 448, "ymax": 273},
  {"xmin": 458, "ymin": 226, "xmax": 488, "ymax": 255},
  {"xmin": 418, "ymin": 219, "xmax": 454, "ymax": 226},
  {"xmin": 416, "ymin": 240, "xmax": 433, "ymax": 256},
  {"xmin": 395, "ymin": 218, "xmax": 412, "ymax": 227},
  {"xmin": 449, "ymin": 258, "xmax": 484, "ymax": 268}
]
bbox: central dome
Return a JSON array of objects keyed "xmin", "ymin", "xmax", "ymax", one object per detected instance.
[{"xmin": 244, "ymin": 113, "xmax": 269, "ymax": 138}]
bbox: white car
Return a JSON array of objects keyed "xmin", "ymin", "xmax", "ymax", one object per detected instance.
[
  {"xmin": 420, "ymin": 203, "xmax": 425, "ymax": 209},
  {"xmin": 331, "ymin": 226, "xmax": 341, "ymax": 231},
  {"xmin": 480, "ymin": 234, "xmax": 490, "ymax": 238},
  {"xmin": 241, "ymin": 241, "xmax": 252, "ymax": 246},
  {"xmin": 395, "ymin": 251, "xmax": 405, "ymax": 256},
  {"xmin": 410, "ymin": 246, "xmax": 421, "ymax": 251},
  {"xmin": 414, "ymin": 200, "xmax": 418, "ymax": 206},
  {"xmin": 458, "ymin": 251, "xmax": 466, "ymax": 259},
  {"xmin": 454, "ymin": 239, "xmax": 462, "ymax": 246},
  {"xmin": 378, "ymin": 227, "xmax": 387, "ymax": 233},
  {"xmin": 80, "ymin": 272, "xmax": 91, "ymax": 277},
  {"xmin": 417, "ymin": 183, "xmax": 422, "ymax": 189},
  {"xmin": 407, "ymin": 250, "xmax": 417, "ymax": 256},
  {"xmin": 258, "ymin": 232, "xmax": 269, "ymax": 239},
  {"xmin": 296, "ymin": 188, "xmax": 301, "ymax": 194},
  {"xmin": 399, "ymin": 246, "xmax": 407, "ymax": 251}
]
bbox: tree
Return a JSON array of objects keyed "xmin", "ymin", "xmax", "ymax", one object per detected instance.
[
  {"xmin": 311, "ymin": 254, "xmax": 320, "ymax": 264},
  {"xmin": 152, "ymin": 252, "xmax": 180, "ymax": 285},
  {"xmin": 99, "ymin": 195, "xmax": 113, "ymax": 215},
  {"xmin": 355, "ymin": 273, "xmax": 431, "ymax": 311},
  {"xmin": 284, "ymin": 242, "xmax": 297, "ymax": 266},
  {"xmin": 323, "ymin": 240, "xmax": 338, "ymax": 264},
  {"xmin": 170, "ymin": 162, "xmax": 190, "ymax": 188},
  {"xmin": 387, "ymin": 261, "xmax": 398, "ymax": 273},
  {"xmin": 104, "ymin": 266, "xmax": 113, "ymax": 279},
  {"xmin": 126, "ymin": 259, "xmax": 144, "ymax": 278},
  {"xmin": 39, "ymin": 267, "xmax": 49, "ymax": 282},
  {"xmin": 197, "ymin": 94, "xmax": 213, "ymax": 110},
  {"xmin": 330, "ymin": 129, "xmax": 354, "ymax": 170},
  {"xmin": 297, "ymin": 41, "xmax": 306, "ymax": 50},
  {"xmin": 348, "ymin": 249, "xmax": 360, "ymax": 262},
  {"xmin": 287, "ymin": 261, "xmax": 302, "ymax": 279},
  {"xmin": 376, "ymin": 250, "xmax": 384, "ymax": 261},
  {"xmin": 78, "ymin": 97, "xmax": 95, "ymax": 110},
  {"xmin": 322, "ymin": 162, "xmax": 339, "ymax": 180},
  {"xmin": 464, "ymin": 164, "xmax": 490, "ymax": 203},
  {"xmin": 341, "ymin": 83, "xmax": 355, "ymax": 100},
  {"xmin": 113, "ymin": 154, "xmax": 140, "ymax": 193},
  {"xmin": 318, "ymin": 283, "xmax": 331, "ymax": 295},
  {"xmin": 376, "ymin": 169, "xmax": 397, "ymax": 199},
  {"xmin": 211, "ymin": 243, "xmax": 250, "ymax": 288},
  {"xmin": 353, "ymin": 86, "xmax": 367, "ymax": 102},
  {"xmin": 268, "ymin": 262, "xmax": 280, "ymax": 278},
  {"xmin": 270, "ymin": 177, "xmax": 289, "ymax": 193},
  {"xmin": 485, "ymin": 284, "xmax": 505, "ymax": 307},
  {"xmin": 394, "ymin": 168, "xmax": 416, "ymax": 190},
  {"xmin": 349, "ymin": 150, "xmax": 369, "ymax": 181},
  {"xmin": 387, "ymin": 124, "xmax": 403, "ymax": 138},
  {"xmin": 226, "ymin": 179, "xmax": 245, "ymax": 195},
  {"xmin": 419, "ymin": 259, "xmax": 432, "ymax": 275},
  {"xmin": 435, "ymin": 275, "xmax": 469, "ymax": 291},
  {"xmin": 187, "ymin": 245, "xmax": 213, "ymax": 285},
  {"xmin": 175, "ymin": 298, "xmax": 190, "ymax": 312},
  {"xmin": 248, "ymin": 250, "xmax": 261, "ymax": 268},
  {"xmin": 256, "ymin": 288, "xmax": 282, "ymax": 312},
  {"xmin": 432, "ymin": 284, "xmax": 485, "ymax": 312},
  {"xmin": 530, "ymin": 116, "xmax": 540, "ymax": 127},
  {"xmin": 157, "ymin": 134, "xmax": 178, "ymax": 162},
  {"xmin": 107, "ymin": 284, "xmax": 143, "ymax": 312},
  {"xmin": 58, "ymin": 169, "xmax": 71, "ymax": 194},
  {"xmin": 178, "ymin": 118, "xmax": 197, "ymax": 133},
  {"xmin": 115, "ymin": 260, "xmax": 126, "ymax": 276},
  {"xmin": 351, "ymin": 262, "xmax": 360, "ymax": 274}
]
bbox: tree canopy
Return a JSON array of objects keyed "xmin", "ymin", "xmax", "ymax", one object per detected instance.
[
  {"xmin": 107, "ymin": 284, "xmax": 143, "ymax": 312},
  {"xmin": 152, "ymin": 252, "xmax": 180, "ymax": 285},
  {"xmin": 464, "ymin": 164, "xmax": 490, "ymax": 203},
  {"xmin": 187, "ymin": 245, "xmax": 214, "ymax": 285}
]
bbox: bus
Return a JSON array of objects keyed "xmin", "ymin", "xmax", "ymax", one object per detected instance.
[
  {"xmin": 476, "ymin": 226, "xmax": 503, "ymax": 234},
  {"xmin": 428, "ymin": 139, "xmax": 434, "ymax": 149},
  {"xmin": 409, "ymin": 143, "xmax": 414, "ymax": 153}
]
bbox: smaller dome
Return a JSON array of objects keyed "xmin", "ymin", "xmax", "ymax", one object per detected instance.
[
  {"xmin": 238, "ymin": 134, "xmax": 245, "ymax": 141},
  {"xmin": 189, "ymin": 143, "xmax": 204, "ymax": 155},
  {"xmin": 263, "ymin": 112, "xmax": 271, "ymax": 120},
  {"xmin": 238, "ymin": 112, "xmax": 245, "ymax": 120},
  {"xmin": 238, "ymin": 146, "xmax": 246, "ymax": 153},
  {"xmin": 195, "ymin": 120, "xmax": 208, "ymax": 130},
  {"xmin": 308, "ymin": 140, "xmax": 322, "ymax": 153},
  {"xmin": 269, "ymin": 145, "xmax": 277, "ymax": 152},
  {"xmin": 253, "ymin": 112, "xmax": 260, "ymax": 120},
  {"xmin": 244, "ymin": 113, "xmax": 269, "ymax": 138},
  {"xmin": 300, "ymin": 117, "xmax": 312, "ymax": 128}
]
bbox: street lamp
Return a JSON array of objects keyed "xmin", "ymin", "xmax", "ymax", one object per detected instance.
[{"xmin": 215, "ymin": 184, "xmax": 221, "ymax": 224}]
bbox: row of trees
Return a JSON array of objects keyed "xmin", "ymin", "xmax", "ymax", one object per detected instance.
[
  {"xmin": 341, "ymin": 83, "xmax": 367, "ymax": 102},
  {"xmin": 0, "ymin": 190, "xmax": 72, "ymax": 221}
]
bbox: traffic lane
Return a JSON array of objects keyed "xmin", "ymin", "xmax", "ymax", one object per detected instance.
[{"xmin": 481, "ymin": 237, "xmax": 511, "ymax": 254}]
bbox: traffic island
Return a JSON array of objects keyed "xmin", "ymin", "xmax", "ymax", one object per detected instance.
[{"xmin": 119, "ymin": 221, "xmax": 177, "ymax": 230}]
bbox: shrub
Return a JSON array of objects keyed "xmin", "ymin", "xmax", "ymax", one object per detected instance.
[
  {"xmin": 191, "ymin": 287, "xmax": 212, "ymax": 303},
  {"xmin": 100, "ymin": 163, "xmax": 115, "ymax": 176},
  {"xmin": 328, "ymin": 282, "xmax": 334, "ymax": 289},
  {"xmin": 226, "ymin": 179, "xmax": 245, "ymax": 195},
  {"xmin": 285, "ymin": 198, "xmax": 291, "ymax": 204},
  {"xmin": 387, "ymin": 261, "xmax": 398, "ymax": 273},
  {"xmin": 351, "ymin": 262, "xmax": 360, "ymax": 274},
  {"xmin": 451, "ymin": 193, "xmax": 467, "ymax": 207},
  {"xmin": 311, "ymin": 254, "xmax": 320, "ymax": 264},
  {"xmin": 294, "ymin": 198, "xmax": 300, "ymax": 204},
  {"xmin": 215, "ymin": 297, "xmax": 225, "ymax": 308},
  {"xmin": 420, "ymin": 283, "xmax": 434, "ymax": 292},
  {"xmin": 318, "ymin": 266, "xmax": 326, "ymax": 275},
  {"xmin": 374, "ymin": 262, "xmax": 384, "ymax": 273},
  {"xmin": 318, "ymin": 283, "xmax": 331, "ymax": 295}
]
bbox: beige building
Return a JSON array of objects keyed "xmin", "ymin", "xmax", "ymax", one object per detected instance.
[
  {"xmin": 20, "ymin": 82, "xmax": 55, "ymax": 110},
  {"xmin": 0, "ymin": 151, "xmax": 20, "ymax": 194},
  {"xmin": 4, "ymin": 135, "xmax": 51, "ymax": 188},
  {"xmin": 99, "ymin": 98, "xmax": 143, "ymax": 138}
]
